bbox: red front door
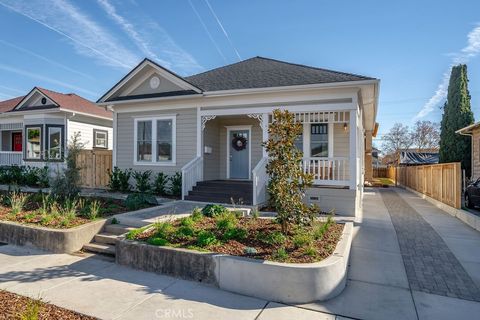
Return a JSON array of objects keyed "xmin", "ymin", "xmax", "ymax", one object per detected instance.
[{"xmin": 12, "ymin": 132, "xmax": 22, "ymax": 152}]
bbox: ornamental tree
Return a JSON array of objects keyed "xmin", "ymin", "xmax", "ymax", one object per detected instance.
[{"xmin": 264, "ymin": 109, "xmax": 313, "ymax": 234}]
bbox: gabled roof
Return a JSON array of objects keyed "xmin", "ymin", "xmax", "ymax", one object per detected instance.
[
  {"xmin": 0, "ymin": 96, "xmax": 24, "ymax": 113},
  {"xmin": 97, "ymin": 58, "xmax": 203, "ymax": 103},
  {"xmin": 185, "ymin": 56, "xmax": 375, "ymax": 92},
  {"xmin": 0, "ymin": 87, "xmax": 112, "ymax": 119}
]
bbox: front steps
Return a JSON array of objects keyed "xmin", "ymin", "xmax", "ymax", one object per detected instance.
[
  {"xmin": 82, "ymin": 224, "xmax": 135, "ymax": 257},
  {"xmin": 185, "ymin": 180, "xmax": 253, "ymax": 205}
]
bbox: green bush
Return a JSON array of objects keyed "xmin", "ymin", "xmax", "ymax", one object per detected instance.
[
  {"xmin": 201, "ymin": 204, "xmax": 228, "ymax": 217},
  {"xmin": 258, "ymin": 231, "xmax": 286, "ymax": 246},
  {"xmin": 154, "ymin": 222, "xmax": 176, "ymax": 239},
  {"xmin": 196, "ymin": 230, "xmax": 217, "ymax": 247},
  {"xmin": 292, "ymin": 233, "xmax": 313, "ymax": 248},
  {"xmin": 191, "ymin": 208, "xmax": 203, "ymax": 221},
  {"xmin": 7, "ymin": 191, "xmax": 29, "ymax": 215},
  {"xmin": 215, "ymin": 212, "xmax": 237, "ymax": 230},
  {"xmin": 223, "ymin": 227, "xmax": 247, "ymax": 241},
  {"xmin": 272, "ymin": 247, "xmax": 289, "ymax": 261},
  {"xmin": 153, "ymin": 172, "xmax": 168, "ymax": 196},
  {"xmin": 180, "ymin": 216, "xmax": 195, "ymax": 227},
  {"xmin": 175, "ymin": 225, "xmax": 195, "ymax": 239},
  {"xmin": 108, "ymin": 167, "xmax": 132, "ymax": 192},
  {"xmin": 147, "ymin": 237, "xmax": 168, "ymax": 246},
  {"xmin": 133, "ymin": 170, "xmax": 152, "ymax": 193},
  {"xmin": 124, "ymin": 193, "xmax": 158, "ymax": 211},
  {"xmin": 169, "ymin": 172, "xmax": 182, "ymax": 196}
]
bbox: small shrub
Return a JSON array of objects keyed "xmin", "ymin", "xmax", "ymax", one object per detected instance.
[
  {"xmin": 292, "ymin": 233, "xmax": 313, "ymax": 249},
  {"xmin": 215, "ymin": 212, "xmax": 238, "ymax": 230},
  {"xmin": 18, "ymin": 298, "xmax": 42, "ymax": 320},
  {"xmin": 175, "ymin": 225, "xmax": 195, "ymax": 239},
  {"xmin": 60, "ymin": 198, "xmax": 78, "ymax": 221},
  {"xmin": 124, "ymin": 193, "xmax": 158, "ymax": 211},
  {"xmin": 201, "ymin": 204, "xmax": 227, "ymax": 217},
  {"xmin": 272, "ymin": 247, "xmax": 289, "ymax": 261},
  {"xmin": 196, "ymin": 230, "xmax": 217, "ymax": 247},
  {"xmin": 244, "ymin": 247, "xmax": 257, "ymax": 255},
  {"xmin": 111, "ymin": 217, "xmax": 119, "ymax": 224},
  {"xmin": 147, "ymin": 237, "xmax": 168, "ymax": 246},
  {"xmin": 303, "ymin": 245, "xmax": 317, "ymax": 257},
  {"xmin": 86, "ymin": 200, "xmax": 100, "ymax": 220},
  {"xmin": 223, "ymin": 227, "xmax": 247, "ymax": 241},
  {"xmin": 154, "ymin": 222, "xmax": 176, "ymax": 240},
  {"xmin": 108, "ymin": 167, "xmax": 122, "ymax": 192},
  {"xmin": 169, "ymin": 172, "xmax": 182, "ymax": 196},
  {"xmin": 133, "ymin": 170, "xmax": 152, "ymax": 193},
  {"xmin": 39, "ymin": 193, "xmax": 53, "ymax": 216},
  {"xmin": 180, "ymin": 216, "xmax": 195, "ymax": 227},
  {"xmin": 8, "ymin": 192, "xmax": 28, "ymax": 215},
  {"xmin": 251, "ymin": 209, "xmax": 260, "ymax": 219},
  {"xmin": 37, "ymin": 167, "xmax": 49, "ymax": 188},
  {"xmin": 191, "ymin": 208, "xmax": 203, "ymax": 221},
  {"xmin": 261, "ymin": 231, "xmax": 286, "ymax": 246},
  {"xmin": 125, "ymin": 226, "xmax": 148, "ymax": 240},
  {"xmin": 24, "ymin": 166, "xmax": 39, "ymax": 187},
  {"xmin": 153, "ymin": 172, "xmax": 168, "ymax": 196}
]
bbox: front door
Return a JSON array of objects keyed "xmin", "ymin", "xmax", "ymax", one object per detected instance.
[
  {"xmin": 12, "ymin": 132, "xmax": 22, "ymax": 152},
  {"xmin": 229, "ymin": 129, "xmax": 250, "ymax": 179}
]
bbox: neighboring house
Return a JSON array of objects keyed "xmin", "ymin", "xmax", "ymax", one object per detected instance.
[
  {"xmin": 97, "ymin": 57, "xmax": 379, "ymax": 216},
  {"xmin": 457, "ymin": 123, "xmax": 480, "ymax": 179},
  {"xmin": 372, "ymin": 147, "xmax": 381, "ymax": 168},
  {"xmin": 399, "ymin": 150, "xmax": 439, "ymax": 165},
  {"xmin": 0, "ymin": 87, "xmax": 112, "ymax": 169}
]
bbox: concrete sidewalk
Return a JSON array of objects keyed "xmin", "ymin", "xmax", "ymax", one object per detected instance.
[{"xmin": 1, "ymin": 188, "xmax": 480, "ymax": 319}]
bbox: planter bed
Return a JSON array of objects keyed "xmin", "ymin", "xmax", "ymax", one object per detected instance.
[{"xmin": 116, "ymin": 209, "xmax": 353, "ymax": 303}]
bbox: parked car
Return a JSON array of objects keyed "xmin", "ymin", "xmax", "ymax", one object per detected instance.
[{"xmin": 465, "ymin": 178, "xmax": 480, "ymax": 209}]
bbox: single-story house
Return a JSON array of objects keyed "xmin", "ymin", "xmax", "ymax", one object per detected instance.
[
  {"xmin": 97, "ymin": 57, "xmax": 379, "ymax": 216},
  {"xmin": 0, "ymin": 87, "xmax": 112, "ymax": 168},
  {"xmin": 457, "ymin": 123, "xmax": 480, "ymax": 179}
]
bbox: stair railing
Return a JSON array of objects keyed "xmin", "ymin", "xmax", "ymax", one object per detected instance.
[
  {"xmin": 181, "ymin": 156, "xmax": 204, "ymax": 200},
  {"xmin": 252, "ymin": 156, "xmax": 268, "ymax": 206}
]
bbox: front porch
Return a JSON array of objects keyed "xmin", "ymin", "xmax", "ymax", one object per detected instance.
[
  {"xmin": 0, "ymin": 124, "xmax": 23, "ymax": 166},
  {"xmin": 182, "ymin": 106, "xmax": 363, "ymax": 209}
]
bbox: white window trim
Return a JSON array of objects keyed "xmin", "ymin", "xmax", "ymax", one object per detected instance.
[
  {"xmin": 93, "ymin": 129, "xmax": 108, "ymax": 149},
  {"xmin": 47, "ymin": 126, "xmax": 63, "ymax": 160},
  {"xmin": 303, "ymin": 123, "xmax": 333, "ymax": 158},
  {"xmin": 133, "ymin": 115, "xmax": 176, "ymax": 166},
  {"xmin": 25, "ymin": 126, "xmax": 43, "ymax": 160}
]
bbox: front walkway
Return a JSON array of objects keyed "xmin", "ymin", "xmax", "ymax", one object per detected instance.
[{"xmin": 1, "ymin": 188, "xmax": 480, "ymax": 319}]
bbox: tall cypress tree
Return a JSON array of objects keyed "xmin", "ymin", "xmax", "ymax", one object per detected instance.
[{"xmin": 439, "ymin": 64, "xmax": 474, "ymax": 176}]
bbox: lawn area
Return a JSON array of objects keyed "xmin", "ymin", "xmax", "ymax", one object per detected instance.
[
  {"xmin": 0, "ymin": 290, "xmax": 95, "ymax": 320},
  {"xmin": 372, "ymin": 178, "xmax": 395, "ymax": 186},
  {"xmin": 127, "ymin": 204, "xmax": 343, "ymax": 263}
]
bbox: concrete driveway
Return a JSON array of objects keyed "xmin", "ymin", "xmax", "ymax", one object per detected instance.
[{"xmin": 1, "ymin": 187, "xmax": 480, "ymax": 319}]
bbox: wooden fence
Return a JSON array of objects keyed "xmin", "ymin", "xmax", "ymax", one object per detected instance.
[
  {"xmin": 77, "ymin": 150, "xmax": 112, "ymax": 189},
  {"xmin": 395, "ymin": 163, "xmax": 461, "ymax": 209},
  {"xmin": 373, "ymin": 167, "xmax": 395, "ymax": 180}
]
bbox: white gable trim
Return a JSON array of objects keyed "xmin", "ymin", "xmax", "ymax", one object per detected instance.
[
  {"xmin": 14, "ymin": 88, "xmax": 58, "ymax": 110},
  {"xmin": 98, "ymin": 59, "xmax": 202, "ymax": 103}
]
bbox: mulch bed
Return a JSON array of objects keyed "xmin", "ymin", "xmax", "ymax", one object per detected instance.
[
  {"xmin": 0, "ymin": 291, "xmax": 97, "ymax": 320},
  {"xmin": 136, "ymin": 217, "xmax": 344, "ymax": 263},
  {"xmin": 0, "ymin": 196, "xmax": 128, "ymax": 229}
]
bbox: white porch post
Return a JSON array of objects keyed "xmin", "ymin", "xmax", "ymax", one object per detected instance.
[
  {"xmin": 349, "ymin": 109, "xmax": 358, "ymax": 190},
  {"xmin": 196, "ymin": 106, "xmax": 202, "ymax": 157},
  {"xmin": 262, "ymin": 113, "xmax": 268, "ymax": 157}
]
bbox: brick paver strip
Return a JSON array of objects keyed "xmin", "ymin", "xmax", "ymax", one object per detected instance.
[{"xmin": 380, "ymin": 189, "xmax": 480, "ymax": 302}]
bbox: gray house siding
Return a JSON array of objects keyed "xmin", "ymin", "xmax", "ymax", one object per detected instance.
[{"xmin": 116, "ymin": 107, "xmax": 197, "ymax": 175}]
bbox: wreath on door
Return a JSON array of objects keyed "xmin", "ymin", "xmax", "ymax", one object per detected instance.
[{"xmin": 232, "ymin": 135, "xmax": 247, "ymax": 151}]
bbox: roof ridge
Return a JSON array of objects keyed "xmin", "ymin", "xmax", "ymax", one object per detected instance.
[{"xmin": 254, "ymin": 56, "xmax": 375, "ymax": 80}]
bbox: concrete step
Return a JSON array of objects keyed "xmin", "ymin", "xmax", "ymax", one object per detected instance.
[
  {"xmin": 94, "ymin": 233, "xmax": 118, "ymax": 245},
  {"xmin": 83, "ymin": 243, "xmax": 116, "ymax": 256},
  {"xmin": 188, "ymin": 190, "xmax": 253, "ymax": 198},
  {"xmin": 104, "ymin": 224, "xmax": 136, "ymax": 235},
  {"xmin": 185, "ymin": 195, "xmax": 252, "ymax": 205}
]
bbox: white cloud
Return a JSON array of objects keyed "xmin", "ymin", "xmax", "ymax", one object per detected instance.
[
  {"xmin": 96, "ymin": 0, "xmax": 203, "ymax": 74},
  {"xmin": 415, "ymin": 24, "xmax": 480, "ymax": 120},
  {"xmin": 0, "ymin": 64, "xmax": 98, "ymax": 97},
  {"xmin": 0, "ymin": 0, "xmax": 139, "ymax": 69}
]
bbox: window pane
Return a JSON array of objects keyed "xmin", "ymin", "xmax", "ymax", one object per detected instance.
[
  {"xmin": 48, "ymin": 127, "xmax": 62, "ymax": 159},
  {"xmin": 94, "ymin": 131, "xmax": 107, "ymax": 148},
  {"xmin": 137, "ymin": 121, "xmax": 152, "ymax": 161},
  {"xmin": 26, "ymin": 127, "xmax": 41, "ymax": 159},
  {"xmin": 311, "ymin": 124, "xmax": 328, "ymax": 157},
  {"xmin": 294, "ymin": 133, "xmax": 303, "ymax": 153},
  {"xmin": 157, "ymin": 119, "xmax": 172, "ymax": 161}
]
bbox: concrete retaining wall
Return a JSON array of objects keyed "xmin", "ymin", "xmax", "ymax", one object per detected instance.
[
  {"xmin": 0, "ymin": 219, "xmax": 106, "ymax": 253},
  {"xmin": 115, "ymin": 222, "xmax": 353, "ymax": 303}
]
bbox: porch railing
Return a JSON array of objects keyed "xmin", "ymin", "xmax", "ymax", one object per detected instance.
[
  {"xmin": 302, "ymin": 157, "xmax": 349, "ymax": 186},
  {"xmin": 0, "ymin": 151, "xmax": 23, "ymax": 166},
  {"xmin": 252, "ymin": 156, "xmax": 268, "ymax": 206},
  {"xmin": 181, "ymin": 156, "xmax": 204, "ymax": 200}
]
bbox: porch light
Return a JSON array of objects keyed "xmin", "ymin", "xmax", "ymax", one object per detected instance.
[{"xmin": 343, "ymin": 123, "xmax": 348, "ymax": 132}]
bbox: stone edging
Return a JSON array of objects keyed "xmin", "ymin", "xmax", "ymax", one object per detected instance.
[
  {"xmin": 0, "ymin": 219, "xmax": 107, "ymax": 253},
  {"xmin": 404, "ymin": 187, "xmax": 480, "ymax": 232},
  {"xmin": 115, "ymin": 222, "xmax": 353, "ymax": 304}
]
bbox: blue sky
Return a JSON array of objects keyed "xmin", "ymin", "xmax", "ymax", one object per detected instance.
[{"xmin": 1, "ymin": 0, "xmax": 480, "ymax": 147}]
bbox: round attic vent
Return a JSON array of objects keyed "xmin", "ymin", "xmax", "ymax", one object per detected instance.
[
  {"xmin": 149, "ymin": 76, "xmax": 160, "ymax": 89},
  {"xmin": 41, "ymin": 97, "xmax": 47, "ymax": 105}
]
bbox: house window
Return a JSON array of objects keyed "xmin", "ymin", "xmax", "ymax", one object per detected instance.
[
  {"xmin": 294, "ymin": 132, "xmax": 303, "ymax": 152},
  {"xmin": 46, "ymin": 126, "xmax": 63, "ymax": 160},
  {"xmin": 93, "ymin": 129, "xmax": 108, "ymax": 149},
  {"xmin": 134, "ymin": 116, "xmax": 176, "ymax": 165},
  {"xmin": 25, "ymin": 126, "xmax": 42, "ymax": 160},
  {"xmin": 310, "ymin": 124, "xmax": 328, "ymax": 157}
]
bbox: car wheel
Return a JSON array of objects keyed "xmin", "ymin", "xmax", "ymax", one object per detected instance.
[{"xmin": 466, "ymin": 194, "xmax": 474, "ymax": 209}]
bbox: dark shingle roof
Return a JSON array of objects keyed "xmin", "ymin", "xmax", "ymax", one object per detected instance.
[{"xmin": 185, "ymin": 56, "xmax": 374, "ymax": 91}]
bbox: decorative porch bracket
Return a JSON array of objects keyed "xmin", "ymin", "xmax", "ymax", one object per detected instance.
[
  {"xmin": 247, "ymin": 113, "xmax": 267, "ymax": 130},
  {"xmin": 201, "ymin": 115, "xmax": 217, "ymax": 130}
]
